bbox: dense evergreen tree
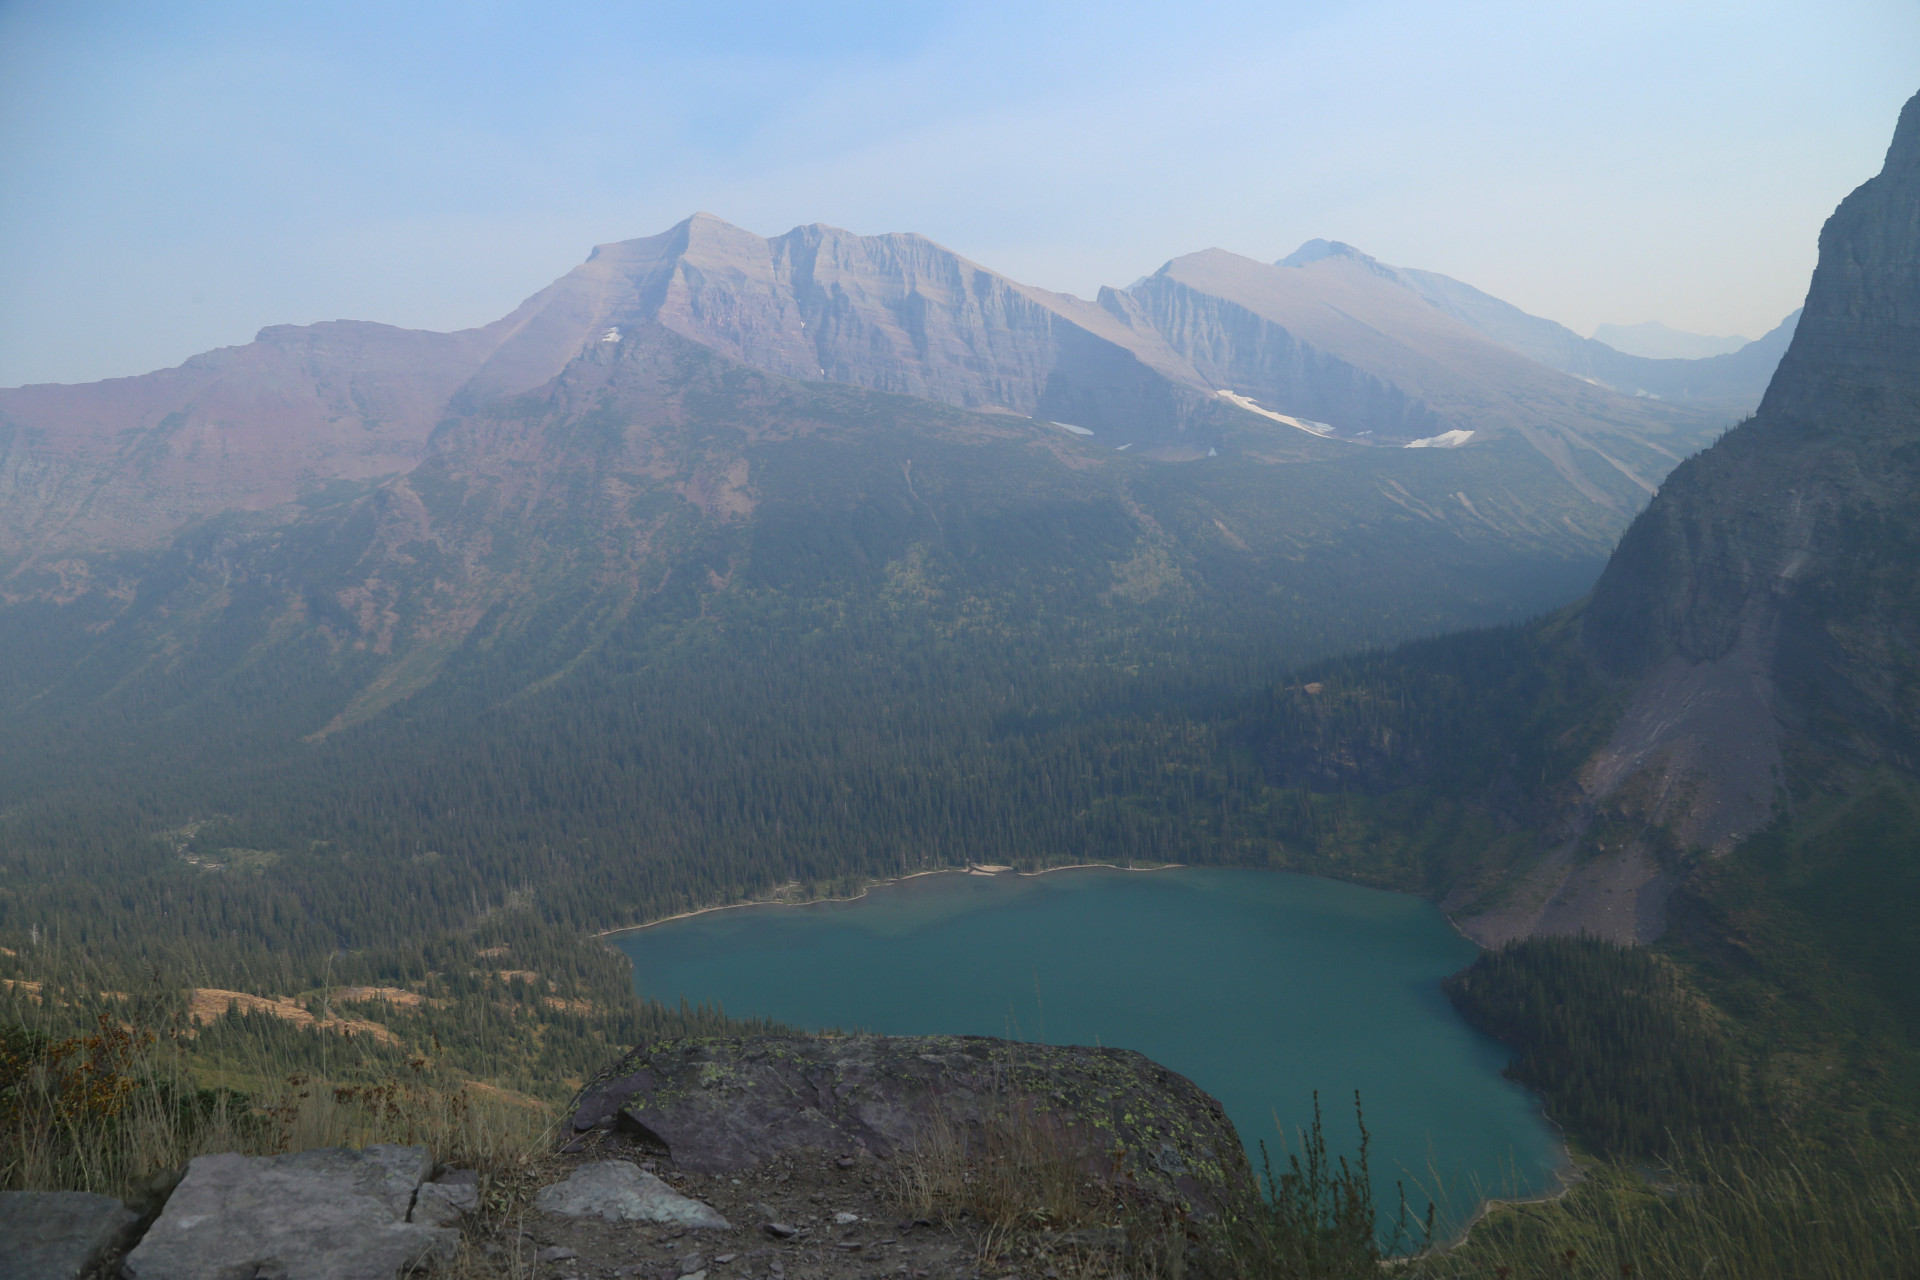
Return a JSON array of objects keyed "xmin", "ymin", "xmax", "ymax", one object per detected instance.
[{"xmin": 1445, "ymin": 935, "xmax": 1750, "ymax": 1158}]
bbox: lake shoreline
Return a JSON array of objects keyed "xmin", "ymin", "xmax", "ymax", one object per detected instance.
[
  {"xmin": 598, "ymin": 860, "xmax": 1498, "ymax": 953},
  {"xmin": 595, "ymin": 860, "xmax": 1186, "ymax": 939},
  {"xmin": 602, "ymin": 861, "xmax": 1573, "ymax": 1247}
]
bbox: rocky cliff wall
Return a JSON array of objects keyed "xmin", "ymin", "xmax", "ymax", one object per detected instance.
[
  {"xmin": 1584, "ymin": 89, "xmax": 1920, "ymax": 781},
  {"xmin": 1439, "ymin": 86, "xmax": 1920, "ymax": 954}
]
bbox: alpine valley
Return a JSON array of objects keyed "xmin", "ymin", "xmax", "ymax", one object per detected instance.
[
  {"xmin": 5, "ymin": 83, "xmax": 1920, "ymax": 1275},
  {"xmin": 0, "ymin": 211, "xmax": 1794, "ymax": 1002}
]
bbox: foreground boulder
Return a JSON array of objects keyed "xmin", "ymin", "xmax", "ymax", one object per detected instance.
[
  {"xmin": 535, "ymin": 1160, "xmax": 731, "ymax": 1227},
  {"xmin": 570, "ymin": 1033, "xmax": 1253, "ymax": 1216},
  {"xmin": 0, "ymin": 1189, "xmax": 138, "ymax": 1280},
  {"xmin": 123, "ymin": 1143, "xmax": 456, "ymax": 1280}
]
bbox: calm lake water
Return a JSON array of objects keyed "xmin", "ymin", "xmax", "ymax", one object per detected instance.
[{"xmin": 612, "ymin": 866, "xmax": 1563, "ymax": 1233}]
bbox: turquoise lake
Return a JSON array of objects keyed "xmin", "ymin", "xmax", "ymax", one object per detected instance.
[{"xmin": 612, "ymin": 866, "xmax": 1563, "ymax": 1232}]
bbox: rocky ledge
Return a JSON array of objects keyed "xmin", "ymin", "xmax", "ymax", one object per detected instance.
[
  {"xmin": 0, "ymin": 1034, "xmax": 1253, "ymax": 1280},
  {"xmin": 569, "ymin": 1034, "xmax": 1251, "ymax": 1218}
]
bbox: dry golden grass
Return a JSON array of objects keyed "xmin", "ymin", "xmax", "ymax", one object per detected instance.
[
  {"xmin": 0, "ymin": 1016, "xmax": 552, "ymax": 1204},
  {"xmin": 331, "ymin": 986, "xmax": 443, "ymax": 1009},
  {"xmin": 186, "ymin": 988, "xmax": 397, "ymax": 1044}
]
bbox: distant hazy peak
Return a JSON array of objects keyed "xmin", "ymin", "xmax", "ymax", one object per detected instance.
[
  {"xmin": 1315, "ymin": 247, "xmax": 1796, "ymax": 407},
  {"xmin": 1277, "ymin": 239, "xmax": 1374, "ymax": 268},
  {"xmin": 1591, "ymin": 321, "xmax": 1750, "ymax": 361}
]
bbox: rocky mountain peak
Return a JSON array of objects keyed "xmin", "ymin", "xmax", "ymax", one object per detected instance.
[
  {"xmin": 1758, "ymin": 91, "xmax": 1920, "ymax": 424},
  {"xmin": 462, "ymin": 213, "xmax": 1222, "ymax": 444}
]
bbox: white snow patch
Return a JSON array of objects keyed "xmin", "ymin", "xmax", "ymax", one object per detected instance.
[
  {"xmin": 1405, "ymin": 429, "xmax": 1475, "ymax": 449},
  {"xmin": 1115, "ymin": 443, "xmax": 1133, "ymax": 452},
  {"xmin": 1215, "ymin": 390, "xmax": 1338, "ymax": 438},
  {"xmin": 1050, "ymin": 421, "xmax": 1095, "ymax": 436},
  {"xmin": 601, "ymin": 328, "xmax": 622, "ymax": 343}
]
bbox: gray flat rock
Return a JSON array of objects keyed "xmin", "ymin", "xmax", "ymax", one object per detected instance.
[
  {"xmin": 411, "ymin": 1177, "xmax": 478, "ymax": 1227},
  {"xmin": 0, "ymin": 1190, "xmax": 138, "ymax": 1280},
  {"xmin": 276, "ymin": 1143, "xmax": 433, "ymax": 1220},
  {"xmin": 124, "ymin": 1145, "xmax": 455, "ymax": 1280},
  {"xmin": 535, "ymin": 1161, "xmax": 730, "ymax": 1229}
]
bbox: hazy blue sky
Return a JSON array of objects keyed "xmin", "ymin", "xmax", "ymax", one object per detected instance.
[{"xmin": 2, "ymin": 0, "xmax": 1916, "ymax": 387}]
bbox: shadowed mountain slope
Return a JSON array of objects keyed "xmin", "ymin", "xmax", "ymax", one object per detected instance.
[
  {"xmin": 0, "ymin": 314, "xmax": 1644, "ymax": 1029},
  {"xmin": 0, "ymin": 317, "xmax": 1625, "ymax": 784}
]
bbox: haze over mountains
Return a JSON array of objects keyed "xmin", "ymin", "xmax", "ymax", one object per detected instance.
[
  {"xmin": 0, "ymin": 203, "xmax": 1825, "ymax": 962},
  {"xmin": 0, "ymin": 208, "xmax": 1809, "ymax": 959},
  {"xmin": 1, "ymin": 30, "xmax": 1914, "ymax": 1264},
  {"xmin": 1, "ymin": 218, "xmax": 1787, "ymax": 568},
  {"xmin": 1592, "ymin": 321, "xmax": 1750, "ymax": 360}
]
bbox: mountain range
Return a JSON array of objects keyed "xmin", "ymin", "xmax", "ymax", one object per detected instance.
[
  {"xmin": 0, "ymin": 212, "xmax": 1796, "ymax": 807},
  {"xmin": 1, "ymin": 218, "xmax": 1787, "ymax": 566},
  {"xmin": 0, "ymin": 64, "xmax": 1914, "ymax": 1213},
  {"xmin": 0, "ymin": 154, "xmax": 1839, "ymax": 1051}
]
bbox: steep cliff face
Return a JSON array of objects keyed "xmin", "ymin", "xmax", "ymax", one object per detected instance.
[
  {"xmin": 1248, "ymin": 95, "xmax": 1920, "ymax": 949},
  {"xmin": 1445, "ymin": 90, "xmax": 1920, "ymax": 945},
  {"xmin": 1585, "ymin": 89, "xmax": 1920, "ymax": 787}
]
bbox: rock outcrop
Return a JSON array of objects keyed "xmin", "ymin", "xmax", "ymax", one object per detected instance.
[
  {"xmin": 569, "ymin": 1033, "xmax": 1253, "ymax": 1219},
  {"xmin": 0, "ymin": 1033, "xmax": 1253, "ymax": 1279},
  {"xmin": 122, "ymin": 1144, "xmax": 458, "ymax": 1280},
  {"xmin": 535, "ymin": 1162, "xmax": 732, "ymax": 1229},
  {"xmin": 0, "ymin": 1189, "xmax": 137, "ymax": 1280}
]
